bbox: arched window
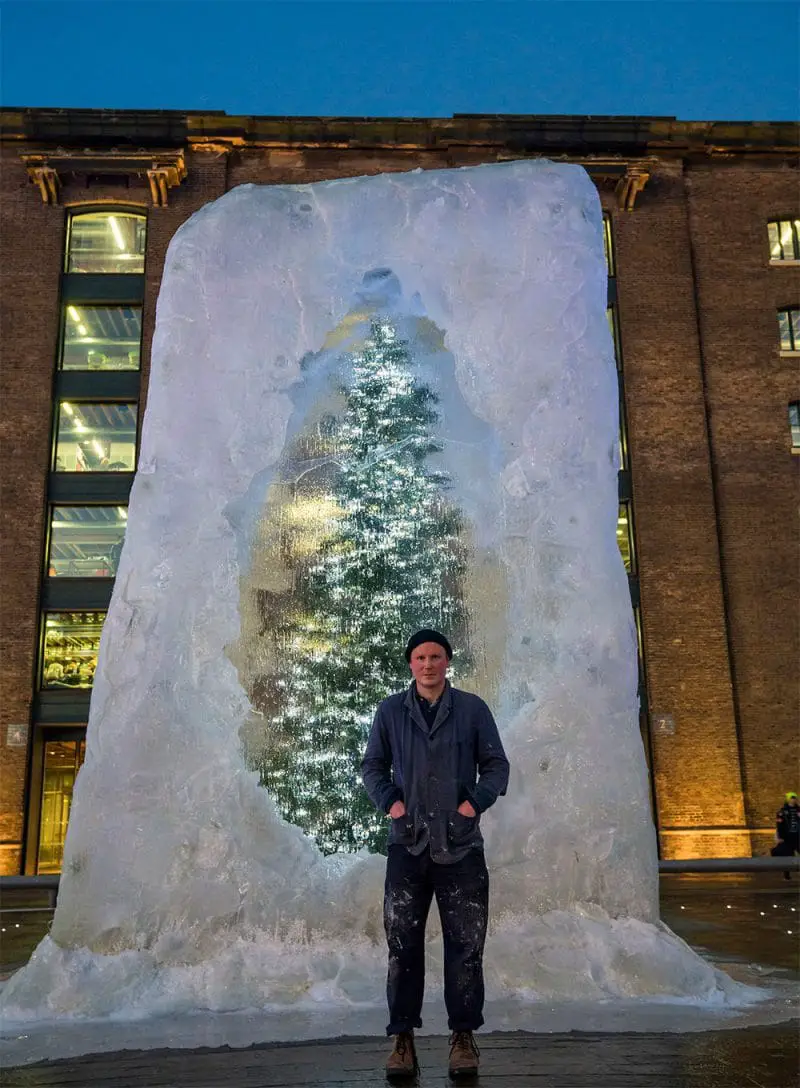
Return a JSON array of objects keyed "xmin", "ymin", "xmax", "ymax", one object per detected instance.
[{"xmin": 65, "ymin": 210, "xmax": 146, "ymax": 274}]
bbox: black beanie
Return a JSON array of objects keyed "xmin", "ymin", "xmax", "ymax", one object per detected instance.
[{"xmin": 405, "ymin": 629, "xmax": 453, "ymax": 662}]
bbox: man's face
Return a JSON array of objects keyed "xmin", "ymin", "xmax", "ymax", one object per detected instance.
[
  {"xmin": 789, "ymin": 796, "xmax": 799, "ymax": 807},
  {"xmin": 409, "ymin": 642, "xmax": 449, "ymax": 691}
]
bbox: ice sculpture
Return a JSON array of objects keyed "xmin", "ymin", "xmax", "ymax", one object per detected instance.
[{"xmin": 2, "ymin": 162, "xmax": 744, "ymax": 1024}]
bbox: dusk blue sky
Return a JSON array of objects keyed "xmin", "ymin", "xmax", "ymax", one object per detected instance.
[{"xmin": 2, "ymin": 1, "xmax": 798, "ymax": 120}]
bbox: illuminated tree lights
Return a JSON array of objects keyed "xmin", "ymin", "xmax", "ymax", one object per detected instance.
[{"xmin": 261, "ymin": 320, "xmax": 469, "ymax": 854}]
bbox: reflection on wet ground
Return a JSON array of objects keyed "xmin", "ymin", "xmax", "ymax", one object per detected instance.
[
  {"xmin": 660, "ymin": 873, "xmax": 799, "ymax": 975},
  {"xmin": 1, "ymin": 1024, "xmax": 798, "ymax": 1087},
  {"xmin": 1, "ymin": 875, "xmax": 798, "ymax": 1086}
]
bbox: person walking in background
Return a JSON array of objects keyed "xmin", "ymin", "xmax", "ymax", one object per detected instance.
[
  {"xmin": 772, "ymin": 791, "xmax": 800, "ymax": 879},
  {"xmin": 362, "ymin": 629, "xmax": 509, "ymax": 1081}
]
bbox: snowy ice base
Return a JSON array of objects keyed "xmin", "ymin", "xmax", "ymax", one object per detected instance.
[
  {"xmin": 0, "ymin": 162, "xmax": 757, "ymax": 1042},
  {"xmin": 0, "ymin": 907, "xmax": 761, "ymax": 1024},
  {"xmin": 1, "ymin": 930, "xmax": 791, "ymax": 1068}
]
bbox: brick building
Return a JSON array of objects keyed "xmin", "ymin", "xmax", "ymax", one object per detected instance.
[{"xmin": 1, "ymin": 109, "xmax": 798, "ymax": 874}]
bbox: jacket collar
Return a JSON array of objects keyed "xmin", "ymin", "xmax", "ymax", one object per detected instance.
[{"xmin": 404, "ymin": 679, "xmax": 453, "ymax": 735}]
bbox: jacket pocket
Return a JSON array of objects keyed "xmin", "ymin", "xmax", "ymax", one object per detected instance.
[
  {"xmin": 447, "ymin": 810, "xmax": 477, "ymax": 846},
  {"xmin": 391, "ymin": 815, "xmax": 415, "ymax": 845}
]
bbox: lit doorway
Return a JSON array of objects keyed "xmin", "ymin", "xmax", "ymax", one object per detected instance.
[{"xmin": 37, "ymin": 738, "xmax": 86, "ymax": 873}]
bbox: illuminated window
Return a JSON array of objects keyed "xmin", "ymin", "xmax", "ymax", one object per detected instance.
[
  {"xmin": 603, "ymin": 216, "xmax": 615, "ymax": 275},
  {"xmin": 60, "ymin": 305, "xmax": 141, "ymax": 370},
  {"xmin": 53, "ymin": 401, "xmax": 137, "ymax": 472},
  {"xmin": 65, "ymin": 211, "xmax": 146, "ymax": 274},
  {"xmin": 47, "ymin": 506, "xmax": 127, "ymax": 578},
  {"xmin": 37, "ymin": 739, "xmax": 85, "ymax": 874},
  {"xmin": 40, "ymin": 611, "xmax": 105, "ymax": 690},
  {"xmin": 607, "ymin": 306, "xmax": 621, "ymax": 369},
  {"xmin": 768, "ymin": 219, "xmax": 800, "ymax": 262},
  {"xmin": 617, "ymin": 502, "xmax": 634, "ymax": 573},
  {"xmin": 790, "ymin": 403, "xmax": 800, "ymax": 453},
  {"xmin": 778, "ymin": 308, "xmax": 800, "ymax": 353},
  {"xmin": 618, "ymin": 400, "xmax": 629, "ymax": 470}
]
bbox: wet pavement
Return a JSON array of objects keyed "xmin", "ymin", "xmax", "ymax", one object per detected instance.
[
  {"xmin": 1, "ymin": 875, "xmax": 798, "ymax": 1087},
  {"xmin": 660, "ymin": 873, "xmax": 799, "ymax": 974},
  {"xmin": 1, "ymin": 1024, "xmax": 797, "ymax": 1087}
]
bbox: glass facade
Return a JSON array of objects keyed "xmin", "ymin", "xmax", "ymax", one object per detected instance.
[
  {"xmin": 790, "ymin": 403, "xmax": 800, "ymax": 451},
  {"xmin": 65, "ymin": 211, "xmax": 146, "ymax": 274},
  {"xmin": 47, "ymin": 505, "xmax": 127, "ymax": 577},
  {"xmin": 768, "ymin": 219, "xmax": 800, "ymax": 262},
  {"xmin": 53, "ymin": 401, "xmax": 137, "ymax": 472},
  {"xmin": 607, "ymin": 306, "xmax": 622, "ymax": 369},
  {"xmin": 617, "ymin": 503, "xmax": 634, "ymax": 573},
  {"xmin": 60, "ymin": 305, "xmax": 142, "ymax": 370},
  {"xmin": 778, "ymin": 308, "xmax": 800, "ymax": 353},
  {"xmin": 40, "ymin": 611, "xmax": 105, "ymax": 689},
  {"xmin": 603, "ymin": 215, "xmax": 615, "ymax": 275},
  {"xmin": 37, "ymin": 739, "xmax": 86, "ymax": 874}
]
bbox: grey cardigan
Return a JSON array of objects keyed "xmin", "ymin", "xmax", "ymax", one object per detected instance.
[{"xmin": 361, "ymin": 681, "xmax": 510, "ymax": 864}]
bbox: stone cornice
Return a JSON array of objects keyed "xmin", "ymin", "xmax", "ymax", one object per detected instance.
[{"xmin": 19, "ymin": 148, "xmax": 187, "ymax": 206}]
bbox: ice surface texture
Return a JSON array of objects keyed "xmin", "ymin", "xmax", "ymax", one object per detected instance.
[{"xmin": 2, "ymin": 162, "xmax": 745, "ymax": 1023}]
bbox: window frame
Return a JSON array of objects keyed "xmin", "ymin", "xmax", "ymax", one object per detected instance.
[
  {"xmin": 64, "ymin": 207, "xmax": 148, "ymax": 276},
  {"xmin": 44, "ymin": 503, "xmax": 128, "ymax": 581},
  {"xmin": 778, "ymin": 307, "xmax": 800, "ymax": 356},
  {"xmin": 603, "ymin": 213, "xmax": 616, "ymax": 276},
  {"xmin": 789, "ymin": 402, "xmax": 800, "ymax": 454},
  {"xmin": 51, "ymin": 398, "xmax": 140, "ymax": 475},
  {"xmin": 57, "ymin": 302, "xmax": 143, "ymax": 373},
  {"xmin": 617, "ymin": 501, "xmax": 636, "ymax": 575},
  {"xmin": 38, "ymin": 609, "xmax": 107, "ymax": 693},
  {"xmin": 768, "ymin": 218, "xmax": 800, "ymax": 264}
]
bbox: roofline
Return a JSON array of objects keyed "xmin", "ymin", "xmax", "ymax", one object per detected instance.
[{"xmin": 1, "ymin": 108, "xmax": 798, "ymax": 157}]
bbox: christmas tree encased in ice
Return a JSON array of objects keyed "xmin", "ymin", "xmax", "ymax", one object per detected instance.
[{"xmin": 262, "ymin": 318, "xmax": 469, "ymax": 853}]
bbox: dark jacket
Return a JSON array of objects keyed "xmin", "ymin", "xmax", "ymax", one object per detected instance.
[
  {"xmin": 777, "ymin": 802, "xmax": 800, "ymax": 840},
  {"xmin": 361, "ymin": 681, "xmax": 510, "ymax": 864}
]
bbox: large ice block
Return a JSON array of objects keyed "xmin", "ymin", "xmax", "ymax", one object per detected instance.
[{"xmin": 2, "ymin": 162, "xmax": 744, "ymax": 1024}]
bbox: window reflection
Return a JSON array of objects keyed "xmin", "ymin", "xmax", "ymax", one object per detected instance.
[
  {"xmin": 617, "ymin": 502, "xmax": 634, "ymax": 572},
  {"xmin": 603, "ymin": 216, "xmax": 615, "ymax": 275},
  {"xmin": 53, "ymin": 401, "xmax": 137, "ymax": 472},
  {"xmin": 768, "ymin": 219, "xmax": 800, "ymax": 262},
  {"xmin": 607, "ymin": 306, "xmax": 621, "ymax": 369},
  {"xmin": 41, "ymin": 611, "xmax": 105, "ymax": 689},
  {"xmin": 37, "ymin": 739, "xmax": 85, "ymax": 874},
  {"xmin": 60, "ymin": 305, "xmax": 141, "ymax": 370},
  {"xmin": 47, "ymin": 506, "xmax": 127, "ymax": 577},
  {"xmin": 790, "ymin": 403, "xmax": 800, "ymax": 452},
  {"xmin": 778, "ymin": 308, "xmax": 800, "ymax": 352},
  {"xmin": 65, "ymin": 211, "xmax": 146, "ymax": 274}
]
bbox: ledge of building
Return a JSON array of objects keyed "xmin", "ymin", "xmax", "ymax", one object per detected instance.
[
  {"xmin": 20, "ymin": 148, "xmax": 187, "ymax": 206},
  {"xmin": 2, "ymin": 109, "xmax": 798, "ymax": 157}
]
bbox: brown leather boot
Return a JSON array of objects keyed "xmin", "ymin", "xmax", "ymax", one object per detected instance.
[
  {"xmin": 385, "ymin": 1030, "xmax": 418, "ymax": 1079},
  {"xmin": 448, "ymin": 1030, "xmax": 480, "ymax": 1078}
]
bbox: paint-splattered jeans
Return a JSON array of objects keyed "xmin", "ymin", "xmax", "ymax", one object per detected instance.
[{"xmin": 384, "ymin": 844, "xmax": 489, "ymax": 1035}]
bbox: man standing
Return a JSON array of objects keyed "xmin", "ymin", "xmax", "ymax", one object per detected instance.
[
  {"xmin": 361, "ymin": 629, "xmax": 509, "ymax": 1080},
  {"xmin": 773, "ymin": 791, "xmax": 800, "ymax": 879}
]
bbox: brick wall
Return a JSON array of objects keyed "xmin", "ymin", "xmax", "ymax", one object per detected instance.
[
  {"xmin": 1, "ymin": 131, "xmax": 796, "ymax": 871},
  {"xmin": 0, "ymin": 149, "xmax": 64, "ymax": 873},
  {"xmin": 685, "ymin": 162, "xmax": 800, "ymax": 844},
  {"xmin": 613, "ymin": 162, "xmax": 750, "ymax": 859},
  {"xmin": 0, "ymin": 152, "xmax": 229, "ymax": 874}
]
